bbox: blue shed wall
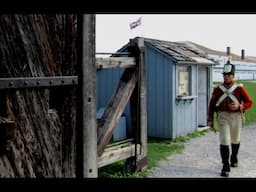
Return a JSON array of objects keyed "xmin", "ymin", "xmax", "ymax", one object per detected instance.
[
  {"xmin": 98, "ymin": 39, "xmax": 212, "ymax": 140},
  {"xmin": 145, "ymin": 45, "xmax": 173, "ymax": 138},
  {"xmin": 171, "ymin": 65, "xmax": 198, "ymax": 139},
  {"xmin": 145, "ymin": 44, "xmax": 199, "ymax": 139},
  {"xmin": 96, "ymin": 68, "xmax": 131, "ymax": 134},
  {"xmin": 97, "ymin": 68, "xmax": 123, "ymax": 109}
]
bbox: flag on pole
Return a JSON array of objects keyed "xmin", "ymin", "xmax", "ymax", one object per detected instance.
[{"xmin": 130, "ymin": 17, "xmax": 142, "ymax": 30}]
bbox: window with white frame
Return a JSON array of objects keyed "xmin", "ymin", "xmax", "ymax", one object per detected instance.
[{"xmin": 177, "ymin": 65, "xmax": 191, "ymax": 97}]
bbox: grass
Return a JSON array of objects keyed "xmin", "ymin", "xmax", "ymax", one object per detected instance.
[
  {"xmin": 237, "ymin": 81, "xmax": 256, "ymax": 125},
  {"xmin": 98, "ymin": 80, "xmax": 256, "ymax": 178}
]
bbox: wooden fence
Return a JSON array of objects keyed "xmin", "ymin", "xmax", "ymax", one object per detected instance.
[{"xmin": 0, "ymin": 14, "xmax": 147, "ymax": 178}]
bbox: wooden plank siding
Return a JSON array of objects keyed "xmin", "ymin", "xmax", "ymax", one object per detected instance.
[{"xmin": 0, "ymin": 14, "xmax": 79, "ymax": 177}]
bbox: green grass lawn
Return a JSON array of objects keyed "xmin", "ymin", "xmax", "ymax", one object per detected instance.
[{"xmin": 237, "ymin": 81, "xmax": 256, "ymax": 125}]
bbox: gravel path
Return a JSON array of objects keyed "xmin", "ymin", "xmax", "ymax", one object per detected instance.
[{"xmin": 147, "ymin": 125, "xmax": 256, "ymax": 178}]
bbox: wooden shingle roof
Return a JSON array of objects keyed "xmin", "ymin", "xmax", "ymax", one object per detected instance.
[{"xmin": 143, "ymin": 37, "xmax": 214, "ymax": 65}]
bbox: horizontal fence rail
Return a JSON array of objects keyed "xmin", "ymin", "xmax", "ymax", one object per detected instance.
[
  {"xmin": 96, "ymin": 57, "xmax": 136, "ymax": 69},
  {"xmin": 96, "ymin": 52, "xmax": 131, "ymax": 56},
  {"xmin": 0, "ymin": 76, "xmax": 78, "ymax": 89}
]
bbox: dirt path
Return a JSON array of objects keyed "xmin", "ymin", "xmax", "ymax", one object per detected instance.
[{"xmin": 147, "ymin": 125, "xmax": 256, "ymax": 178}]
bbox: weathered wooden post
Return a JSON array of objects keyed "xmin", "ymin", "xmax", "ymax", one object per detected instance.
[
  {"xmin": 77, "ymin": 14, "xmax": 97, "ymax": 178},
  {"xmin": 136, "ymin": 37, "xmax": 147, "ymax": 170}
]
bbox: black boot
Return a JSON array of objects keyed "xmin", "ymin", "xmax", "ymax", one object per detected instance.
[
  {"xmin": 231, "ymin": 143, "xmax": 240, "ymax": 168},
  {"xmin": 220, "ymin": 145, "xmax": 230, "ymax": 177}
]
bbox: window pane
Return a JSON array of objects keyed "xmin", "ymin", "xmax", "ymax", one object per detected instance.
[{"xmin": 178, "ymin": 66, "xmax": 191, "ymax": 96}]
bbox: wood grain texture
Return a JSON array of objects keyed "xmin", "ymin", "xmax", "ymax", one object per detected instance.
[{"xmin": 0, "ymin": 15, "xmax": 77, "ymax": 177}]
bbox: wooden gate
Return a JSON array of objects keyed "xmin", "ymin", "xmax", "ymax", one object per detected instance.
[{"xmin": 96, "ymin": 38, "xmax": 147, "ymax": 171}]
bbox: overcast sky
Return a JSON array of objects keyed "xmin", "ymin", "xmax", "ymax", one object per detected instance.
[{"xmin": 96, "ymin": 14, "xmax": 256, "ymax": 57}]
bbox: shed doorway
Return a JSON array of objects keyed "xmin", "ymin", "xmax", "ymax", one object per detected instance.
[{"xmin": 198, "ymin": 66, "xmax": 208, "ymax": 127}]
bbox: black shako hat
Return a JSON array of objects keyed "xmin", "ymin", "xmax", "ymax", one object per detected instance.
[{"xmin": 223, "ymin": 63, "xmax": 235, "ymax": 75}]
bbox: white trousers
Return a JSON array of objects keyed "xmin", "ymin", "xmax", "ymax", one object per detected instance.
[{"xmin": 217, "ymin": 111, "xmax": 243, "ymax": 145}]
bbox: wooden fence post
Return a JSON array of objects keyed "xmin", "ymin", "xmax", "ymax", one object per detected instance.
[
  {"xmin": 136, "ymin": 37, "xmax": 147, "ymax": 170},
  {"xmin": 77, "ymin": 14, "xmax": 97, "ymax": 178}
]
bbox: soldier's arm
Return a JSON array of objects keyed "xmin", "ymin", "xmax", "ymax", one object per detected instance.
[{"xmin": 240, "ymin": 86, "xmax": 253, "ymax": 110}]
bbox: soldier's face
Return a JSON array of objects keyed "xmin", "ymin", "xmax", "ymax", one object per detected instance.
[{"xmin": 223, "ymin": 74, "xmax": 234, "ymax": 83}]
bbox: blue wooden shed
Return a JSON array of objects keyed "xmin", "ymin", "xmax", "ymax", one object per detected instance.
[{"xmin": 97, "ymin": 37, "xmax": 215, "ymax": 139}]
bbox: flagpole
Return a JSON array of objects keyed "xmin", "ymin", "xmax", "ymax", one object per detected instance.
[{"xmin": 140, "ymin": 18, "xmax": 143, "ymax": 37}]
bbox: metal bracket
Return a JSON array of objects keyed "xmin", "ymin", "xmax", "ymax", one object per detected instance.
[{"xmin": 0, "ymin": 76, "xmax": 78, "ymax": 89}]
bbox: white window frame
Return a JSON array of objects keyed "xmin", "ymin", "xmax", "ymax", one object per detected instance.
[{"xmin": 177, "ymin": 65, "xmax": 192, "ymax": 97}]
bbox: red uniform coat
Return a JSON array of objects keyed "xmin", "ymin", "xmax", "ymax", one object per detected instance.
[{"xmin": 208, "ymin": 81, "xmax": 253, "ymax": 122}]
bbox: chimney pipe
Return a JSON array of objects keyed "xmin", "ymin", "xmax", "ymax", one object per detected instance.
[
  {"xmin": 226, "ymin": 46, "xmax": 231, "ymax": 55},
  {"xmin": 226, "ymin": 47, "xmax": 232, "ymax": 63},
  {"xmin": 241, "ymin": 49, "xmax": 245, "ymax": 60}
]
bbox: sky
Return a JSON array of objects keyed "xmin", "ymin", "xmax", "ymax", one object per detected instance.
[{"xmin": 96, "ymin": 14, "xmax": 256, "ymax": 57}]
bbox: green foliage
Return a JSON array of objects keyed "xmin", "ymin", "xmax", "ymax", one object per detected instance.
[
  {"xmin": 173, "ymin": 136, "xmax": 189, "ymax": 143},
  {"xmin": 98, "ymin": 160, "xmax": 126, "ymax": 178},
  {"xmin": 187, "ymin": 130, "xmax": 207, "ymax": 138}
]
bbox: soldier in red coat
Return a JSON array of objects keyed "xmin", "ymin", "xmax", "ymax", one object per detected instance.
[{"xmin": 208, "ymin": 61, "xmax": 253, "ymax": 177}]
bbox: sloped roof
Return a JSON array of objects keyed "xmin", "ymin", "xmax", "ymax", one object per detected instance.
[
  {"xmin": 186, "ymin": 41, "xmax": 256, "ymax": 63},
  {"xmin": 143, "ymin": 37, "xmax": 215, "ymax": 65}
]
